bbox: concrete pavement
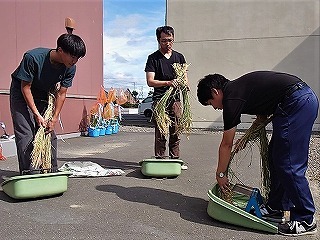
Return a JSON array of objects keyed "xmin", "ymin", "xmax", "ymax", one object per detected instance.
[{"xmin": 0, "ymin": 127, "xmax": 318, "ymax": 240}]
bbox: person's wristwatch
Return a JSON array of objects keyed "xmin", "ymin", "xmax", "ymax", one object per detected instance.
[{"xmin": 217, "ymin": 171, "xmax": 225, "ymax": 178}]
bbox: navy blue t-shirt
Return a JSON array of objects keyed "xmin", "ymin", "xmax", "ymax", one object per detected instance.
[
  {"xmin": 11, "ymin": 48, "xmax": 76, "ymax": 100},
  {"xmin": 145, "ymin": 50, "xmax": 186, "ymax": 101},
  {"xmin": 223, "ymin": 71, "xmax": 302, "ymax": 130}
]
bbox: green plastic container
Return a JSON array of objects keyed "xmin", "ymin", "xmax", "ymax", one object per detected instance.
[
  {"xmin": 139, "ymin": 159, "xmax": 183, "ymax": 177},
  {"xmin": 207, "ymin": 183, "xmax": 278, "ymax": 234},
  {"xmin": 1, "ymin": 171, "xmax": 72, "ymax": 200}
]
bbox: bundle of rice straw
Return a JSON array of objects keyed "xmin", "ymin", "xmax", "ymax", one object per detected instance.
[
  {"xmin": 219, "ymin": 185, "xmax": 234, "ymax": 204},
  {"xmin": 221, "ymin": 116, "xmax": 273, "ymax": 202},
  {"xmin": 31, "ymin": 93, "xmax": 55, "ymax": 172},
  {"xmin": 153, "ymin": 63, "xmax": 192, "ymax": 136},
  {"xmin": 173, "ymin": 63, "xmax": 192, "ymax": 136}
]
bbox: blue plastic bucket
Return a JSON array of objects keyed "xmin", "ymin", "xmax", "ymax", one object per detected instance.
[
  {"xmin": 105, "ymin": 125, "xmax": 113, "ymax": 135},
  {"xmin": 99, "ymin": 127, "xmax": 106, "ymax": 136},
  {"xmin": 112, "ymin": 124, "xmax": 119, "ymax": 134},
  {"xmin": 88, "ymin": 127, "xmax": 100, "ymax": 137},
  {"xmin": 111, "ymin": 119, "xmax": 119, "ymax": 134}
]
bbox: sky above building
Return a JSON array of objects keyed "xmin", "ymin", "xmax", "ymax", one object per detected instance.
[{"xmin": 103, "ymin": 0, "xmax": 166, "ymax": 99}]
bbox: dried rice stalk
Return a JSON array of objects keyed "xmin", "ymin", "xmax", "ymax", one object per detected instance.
[
  {"xmin": 258, "ymin": 126, "xmax": 270, "ymax": 198},
  {"xmin": 219, "ymin": 185, "xmax": 234, "ymax": 204},
  {"xmin": 173, "ymin": 63, "xmax": 192, "ymax": 137},
  {"xmin": 229, "ymin": 116, "xmax": 273, "ymax": 199},
  {"xmin": 153, "ymin": 87, "xmax": 174, "ymax": 136},
  {"xmin": 31, "ymin": 93, "xmax": 55, "ymax": 171},
  {"xmin": 153, "ymin": 63, "xmax": 192, "ymax": 136}
]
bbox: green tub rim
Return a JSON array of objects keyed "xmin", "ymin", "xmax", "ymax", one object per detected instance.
[
  {"xmin": 1, "ymin": 171, "xmax": 72, "ymax": 187},
  {"xmin": 139, "ymin": 159, "xmax": 184, "ymax": 166},
  {"xmin": 207, "ymin": 183, "xmax": 278, "ymax": 234}
]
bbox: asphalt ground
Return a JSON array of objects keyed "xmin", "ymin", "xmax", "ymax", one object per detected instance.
[{"xmin": 0, "ymin": 126, "xmax": 319, "ymax": 240}]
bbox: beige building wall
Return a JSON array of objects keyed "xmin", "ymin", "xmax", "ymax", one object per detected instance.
[
  {"xmin": 167, "ymin": 0, "xmax": 320, "ymax": 130},
  {"xmin": 0, "ymin": 0, "xmax": 103, "ymax": 135}
]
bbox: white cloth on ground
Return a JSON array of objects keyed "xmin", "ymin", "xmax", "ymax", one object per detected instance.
[{"xmin": 59, "ymin": 161, "xmax": 125, "ymax": 177}]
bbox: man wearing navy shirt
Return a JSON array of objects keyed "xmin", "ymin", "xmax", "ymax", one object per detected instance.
[{"xmin": 10, "ymin": 33, "xmax": 86, "ymax": 174}]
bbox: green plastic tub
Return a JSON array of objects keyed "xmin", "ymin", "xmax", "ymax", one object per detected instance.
[
  {"xmin": 1, "ymin": 171, "xmax": 72, "ymax": 200},
  {"xmin": 139, "ymin": 159, "xmax": 183, "ymax": 177},
  {"xmin": 207, "ymin": 183, "xmax": 278, "ymax": 234}
]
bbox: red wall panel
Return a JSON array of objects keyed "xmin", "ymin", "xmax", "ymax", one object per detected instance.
[{"xmin": 0, "ymin": 0, "xmax": 103, "ymax": 135}]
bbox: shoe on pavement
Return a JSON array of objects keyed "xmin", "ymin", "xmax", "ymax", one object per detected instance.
[
  {"xmin": 278, "ymin": 218, "xmax": 317, "ymax": 236},
  {"xmin": 181, "ymin": 165, "xmax": 188, "ymax": 170},
  {"xmin": 258, "ymin": 204, "xmax": 285, "ymax": 223}
]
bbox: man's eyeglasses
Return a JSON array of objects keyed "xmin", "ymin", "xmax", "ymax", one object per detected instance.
[{"xmin": 160, "ymin": 39, "xmax": 174, "ymax": 43}]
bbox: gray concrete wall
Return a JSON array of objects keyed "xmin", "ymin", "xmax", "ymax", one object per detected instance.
[{"xmin": 167, "ymin": 0, "xmax": 320, "ymax": 130}]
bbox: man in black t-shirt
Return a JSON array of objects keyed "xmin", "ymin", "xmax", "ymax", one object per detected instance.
[
  {"xmin": 145, "ymin": 26, "xmax": 187, "ymax": 159},
  {"xmin": 197, "ymin": 71, "xmax": 318, "ymax": 236}
]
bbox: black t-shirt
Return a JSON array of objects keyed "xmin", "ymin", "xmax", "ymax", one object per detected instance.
[
  {"xmin": 223, "ymin": 71, "xmax": 302, "ymax": 130},
  {"xmin": 145, "ymin": 50, "xmax": 186, "ymax": 101}
]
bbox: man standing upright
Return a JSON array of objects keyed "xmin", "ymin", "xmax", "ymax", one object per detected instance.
[{"xmin": 145, "ymin": 26, "xmax": 188, "ymax": 159}]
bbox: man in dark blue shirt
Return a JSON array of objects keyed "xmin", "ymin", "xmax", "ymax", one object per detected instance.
[{"xmin": 10, "ymin": 33, "xmax": 86, "ymax": 174}]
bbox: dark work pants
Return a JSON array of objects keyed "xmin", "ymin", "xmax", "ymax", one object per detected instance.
[
  {"xmin": 153, "ymin": 101, "xmax": 181, "ymax": 159},
  {"xmin": 10, "ymin": 97, "xmax": 57, "ymax": 174},
  {"xmin": 267, "ymin": 84, "xmax": 318, "ymax": 223}
]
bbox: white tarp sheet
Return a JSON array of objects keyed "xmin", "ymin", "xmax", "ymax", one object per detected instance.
[{"xmin": 59, "ymin": 161, "xmax": 125, "ymax": 177}]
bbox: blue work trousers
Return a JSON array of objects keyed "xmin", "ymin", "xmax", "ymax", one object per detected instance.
[{"xmin": 267, "ymin": 84, "xmax": 318, "ymax": 223}]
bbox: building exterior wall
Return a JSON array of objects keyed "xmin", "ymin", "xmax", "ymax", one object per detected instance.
[
  {"xmin": 167, "ymin": 0, "xmax": 320, "ymax": 130},
  {"xmin": 0, "ymin": 0, "xmax": 103, "ymax": 135}
]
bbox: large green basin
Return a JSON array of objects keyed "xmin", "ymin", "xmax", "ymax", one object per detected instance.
[
  {"xmin": 139, "ymin": 159, "xmax": 183, "ymax": 177},
  {"xmin": 1, "ymin": 171, "xmax": 72, "ymax": 200},
  {"xmin": 207, "ymin": 183, "xmax": 278, "ymax": 234}
]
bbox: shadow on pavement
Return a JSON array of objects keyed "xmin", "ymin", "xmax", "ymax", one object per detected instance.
[
  {"xmin": 94, "ymin": 184, "xmax": 270, "ymax": 236},
  {"xmin": 96, "ymin": 185, "xmax": 273, "ymax": 235},
  {"xmin": 125, "ymin": 169, "xmax": 147, "ymax": 178},
  {"xmin": 0, "ymin": 191, "xmax": 18, "ymax": 203},
  {"xmin": 96, "ymin": 184, "xmax": 215, "ymax": 225},
  {"xmin": 0, "ymin": 190, "xmax": 64, "ymax": 203},
  {"xmin": 0, "ymin": 169, "xmax": 19, "ymax": 179}
]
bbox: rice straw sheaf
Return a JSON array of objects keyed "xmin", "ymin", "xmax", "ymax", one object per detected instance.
[
  {"xmin": 153, "ymin": 63, "xmax": 192, "ymax": 136},
  {"xmin": 226, "ymin": 116, "xmax": 273, "ymax": 200},
  {"xmin": 31, "ymin": 93, "xmax": 55, "ymax": 172},
  {"xmin": 219, "ymin": 185, "xmax": 234, "ymax": 204},
  {"xmin": 173, "ymin": 63, "xmax": 192, "ymax": 137},
  {"xmin": 153, "ymin": 87, "xmax": 174, "ymax": 136}
]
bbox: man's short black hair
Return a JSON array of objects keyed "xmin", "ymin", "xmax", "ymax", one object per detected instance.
[
  {"xmin": 197, "ymin": 74, "xmax": 229, "ymax": 105},
  {"xmin": 57, "ymin": 33, "xmax": 86, "ymax": 58},
  {"xmin": 156, "ymin": 26, "xmax": 174, "ymax": 39}
]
